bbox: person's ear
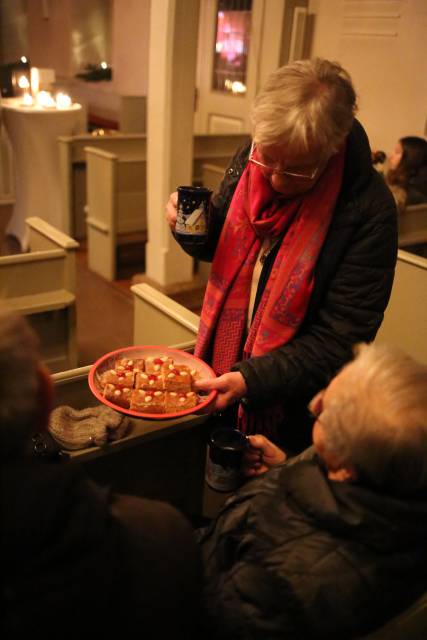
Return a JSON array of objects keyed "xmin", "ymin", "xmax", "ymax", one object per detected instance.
[{"xmin": 35, "ymin": 364, "xmax": 54, "ymax": 432}]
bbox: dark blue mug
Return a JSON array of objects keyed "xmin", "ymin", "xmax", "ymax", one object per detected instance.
[{"xmin": 175, "ymin": 185, "xmax": 212, "ymax": 244}]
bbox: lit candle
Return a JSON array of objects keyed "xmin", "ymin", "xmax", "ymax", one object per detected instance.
[
  {"xmin": 55, "ymin": 92, "xmax": 72, "ymax": 108},
  {"xmin": 30, "ymin": 68, "xmax": 40, "ymax": 96},
  {"xmin": 36, "ymin": 90, "xmax": 56, "ymax": 108},
  {"xmin": 18, "ymin": 75, "xmax": 30, "ymax": 91},
  {"xmin": 21, "ymin": 93, "xmax": 34, "ymax": 107}
]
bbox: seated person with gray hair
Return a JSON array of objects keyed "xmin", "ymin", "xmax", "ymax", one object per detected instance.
[
  {"xmin": 0, "ymin": 312, "xmax": 201, "ymax": 638},
  {"xmin": 199, "ymin": 343, "xmax": 427, "ymax": 639}
]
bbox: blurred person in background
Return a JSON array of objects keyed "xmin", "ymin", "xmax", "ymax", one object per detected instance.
[{"xmin": 386, "ymin": 136, "xmax": 427, "ymax": 212}]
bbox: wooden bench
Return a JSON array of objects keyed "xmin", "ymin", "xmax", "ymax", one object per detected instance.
[
  {"xmin": 0, "ymin": 216, "xmax": 79, "ymax": 372},
  {"xmin": 85, "ymin": 146, "xmax": 147, "ymax": 280},
  {"xmin": 131, "ymin": 282, "xmax": 199, "ymax": 349},
  {"xmin": 375, "ymin": 249, "xmax": 427, "ymax": 363},
  {"xmin": 398, "ymin": 202, "xmax": 427, "ymax": 249},
  {"xmin": 52, "ymin": 363, "xmax": 210, "ymax": 520},
  {"xmin": 58, "ymin": 131, "xmax": 249, "ymax": 238}
]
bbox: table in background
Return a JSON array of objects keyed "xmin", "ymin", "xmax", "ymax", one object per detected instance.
[{"xmin": 1, "ymin": 98, "xmax": 83, "ymax": 250}]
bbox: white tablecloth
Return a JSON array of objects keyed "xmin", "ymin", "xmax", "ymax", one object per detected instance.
[{"xmin": 1, "ymin": 98, "xmax": 83, "ymax": 249}]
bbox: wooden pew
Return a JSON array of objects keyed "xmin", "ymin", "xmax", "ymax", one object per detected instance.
[
  {"xmin": 398, "ymin": 202, "xmax": 427, "ymax": 249},
  {"xmin": 0, "ymin": 216, "xmax": 79, "ymax": 372},
  {"xmin": 52, "ymin": 364, "xmax": 210, "ymax": 520},
  {"xmin": 131, "ymin": 282, "xmax": 199, "ymax": 349},
  {"xmin": 0, "ymin": 121, "xmax": 14, "ymax": 203},
  {"xmin": 85, "ymin": 146, "xmax": 147, "ymax": 280},
  {"xmin": 375, "ymin": 249, "xmax": 427, "ymax": 364},
  {"xmin": 58, "ymin": 131, "xmax": 249, "ymax": 238}
]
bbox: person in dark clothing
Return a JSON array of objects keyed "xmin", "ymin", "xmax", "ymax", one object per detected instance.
[
  {"xmin": 166, "ymin": 58, "xmax": 397, "ymax": 453},
  {"xmin": 386, "ymin": 135, "xmax": 427, "ymax": 211},
  {"xmin": 198, "ymin": 342, "xmax": 427, "ymax": 639},
  {"xmin": 0, "ymin": 312, "xmax": 202, "ymax": 639}
]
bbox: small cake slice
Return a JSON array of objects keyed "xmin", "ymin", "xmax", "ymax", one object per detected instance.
[
  {"xmin": 103, "ymin": 383, "xmax": 132, "ymax": 409},
  {"xmin": 162, "ymin": 363, "xmax": 192, "ymax": 392},
  {"xmin": 145, "ymin": 355, "xmax": 173, "ymax": 374},
  {"xmin": 135, "ymin": 371, "xmax": 164, "ymax": 391},
  {"xmin": 116, "ymin": 357, "xmax": 145, "ymax": 374},
  {"xmin": 130, "ymin": 389, "xmax": 166, "ymax": 413},
  {"xmin": 101, "ymin": 368, "xmax": 134, "ymax": 387},
  {"xmin": 165, "ymin": 391, "xmax": 198, "ymax": 413}
]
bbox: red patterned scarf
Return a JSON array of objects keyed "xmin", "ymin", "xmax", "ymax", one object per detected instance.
[{"xmin": 195, "ymin": 146, "xmax": 346, "ymax": 436}]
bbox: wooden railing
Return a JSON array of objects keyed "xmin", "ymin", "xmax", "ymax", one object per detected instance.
[{"xmin": 0, "ymin": 216, "xmax": 79, "ymax": 371}]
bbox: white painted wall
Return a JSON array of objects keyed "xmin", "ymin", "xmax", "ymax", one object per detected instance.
[
  {"xmin": 308, "ymin": 0, "xmax": 427, "ymax": 154},
  {"xmin": 111, "ymin": 0, "xmax": 150, "ymax": 96}
]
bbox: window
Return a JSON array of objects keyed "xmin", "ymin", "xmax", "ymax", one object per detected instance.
[{"xmin": 212, "ymin": 0, "xmax": 252, "ymax": 95}]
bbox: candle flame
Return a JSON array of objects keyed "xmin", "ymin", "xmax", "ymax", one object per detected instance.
[
  {"xmin": 18, "ymin": 75, "xmax": 30, "ymax": 89},
  {"xmin": 21, "ymin": 93, "xmax": 34, "ymax": 106}
]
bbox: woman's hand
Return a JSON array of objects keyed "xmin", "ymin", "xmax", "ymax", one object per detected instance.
[
  {"xmin": 243, "ymin": 434, "xmax": 287, "ymax": 477},
  {"xmin": 166, "ymin": 191, "xmax": 178, "ymax": 231},
  {"xmin": 193, "ymin": 372, "xmax": 247, "ymax": 412}
]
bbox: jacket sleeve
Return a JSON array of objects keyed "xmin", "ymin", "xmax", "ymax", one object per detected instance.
[{"xmin": 233, "ymin": 188, "xmax": 398, "ymax": 407}]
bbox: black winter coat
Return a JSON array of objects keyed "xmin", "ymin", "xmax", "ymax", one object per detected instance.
[
  {"xmin": 199, "ymin": 449, "xmax": 427, "ymax": 639},
  {"xmin": 178, "ymin": 121, "xmax": 398, "ymax": 452}
]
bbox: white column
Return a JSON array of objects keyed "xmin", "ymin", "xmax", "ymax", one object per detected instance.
[{"xmin": 145, "ymin": 0, "xmax": 200, "ymax": 288}]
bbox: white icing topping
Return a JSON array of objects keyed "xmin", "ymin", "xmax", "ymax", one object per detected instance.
[{"xmin": 154, "ymin": 391, "xmax": 162, "ymax": 396}]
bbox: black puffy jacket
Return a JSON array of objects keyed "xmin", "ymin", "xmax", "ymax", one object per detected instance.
[
  {"xmin": 178, "ymin": 121, "xmax": 397, "ymax": 452},
  {"xmin": 199, "ymin": 449, "xmax": 427, "ymax": 639}
]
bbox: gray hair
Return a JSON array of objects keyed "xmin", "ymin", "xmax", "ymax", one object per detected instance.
[
  {"xmin": 0, "ymin": 312, "xmax": 41, "ymax": 457},
  {"xmin": 251, "ymin": 58, "xmax": 357, "ymax": 156},
  {"xmin": 321, "ymin": 343, "xmax": 427, "ymax": 495}
]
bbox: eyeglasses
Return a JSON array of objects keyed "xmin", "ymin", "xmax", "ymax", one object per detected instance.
[{"xmin": 248, "ymin": 141, "xmax": 321, "ymax": 181}]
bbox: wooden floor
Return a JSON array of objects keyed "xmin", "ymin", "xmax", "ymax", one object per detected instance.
[
  {"xmin": 1, "ymin": 219, "xmax": 206, "ymax": 367},
  {"xmin": 75, "ymin": 244, "xmax": 205, "ymax": 366}
]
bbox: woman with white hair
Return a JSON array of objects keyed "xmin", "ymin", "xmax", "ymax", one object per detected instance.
[{"xmin": 166, "ymin": 58, "xmax": 397, "ymax": 453}]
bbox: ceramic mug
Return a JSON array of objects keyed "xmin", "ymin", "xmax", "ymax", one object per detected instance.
[
  {"xmin": 175, "ymin": 185, "xmax": 212, "ymax": 244},
  {"xmin": 205, "ymin": 427, "xmax": 249, "ymax": 492}
]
